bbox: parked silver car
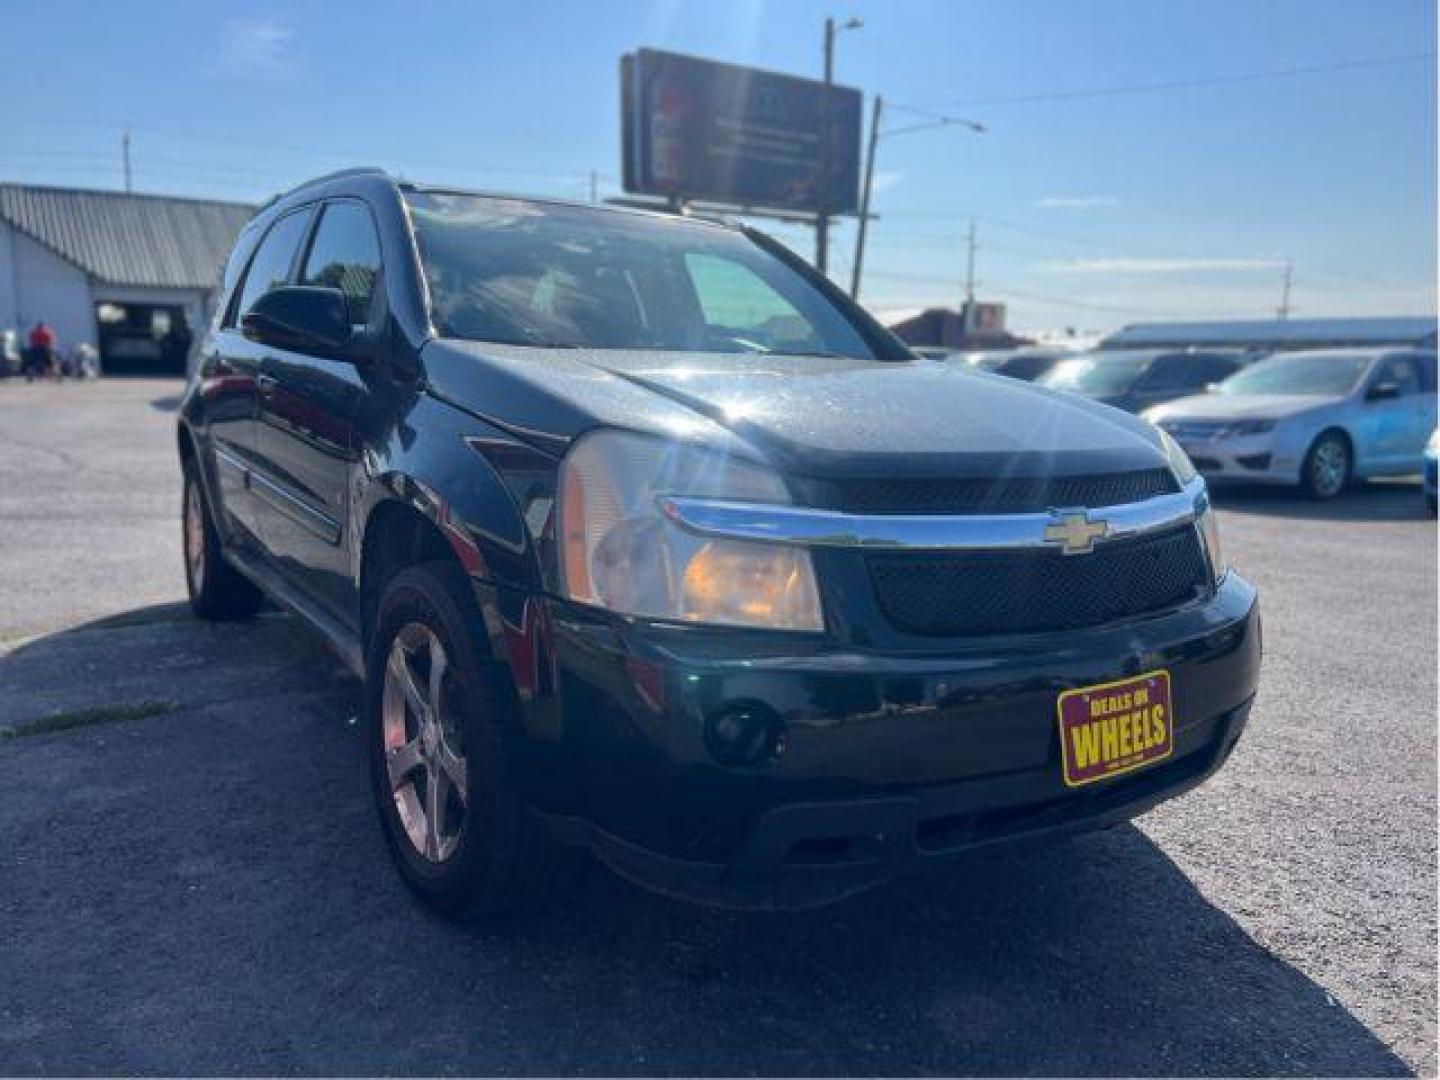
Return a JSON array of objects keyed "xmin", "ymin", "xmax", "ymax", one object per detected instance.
[{"xmin": 1144, "ymin": 348, "xmax": 1438, "ymax": 498}]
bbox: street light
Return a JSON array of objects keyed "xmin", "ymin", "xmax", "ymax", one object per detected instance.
[
  {"xmin": 817, "ymin": 16, "xmax": 863, "ymax": 274},
  {"xmin": 849, "ymin": 100, "xmax": 986, "ymax": 299}
]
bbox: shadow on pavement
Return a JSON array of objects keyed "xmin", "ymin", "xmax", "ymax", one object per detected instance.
[
  {"xmin": 149, "ymin": 393, "xmax": 183, "ymax": 412},
  {"xmin": 1211, "ymin": 478, "xmax": 1432, "ymax": 523},
  {"xmin": 0, "ymin": 607, "xmax": 1412, "ymax": 1076}
]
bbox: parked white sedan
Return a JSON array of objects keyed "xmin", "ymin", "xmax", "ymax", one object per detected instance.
[{"xmin": 1144, "ymin": 348, "xmax": 1437, "ymax": 498}]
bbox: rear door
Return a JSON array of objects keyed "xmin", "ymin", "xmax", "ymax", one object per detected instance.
[
  {"xmin": 252, "ymin": 199, "xmax": 383, "ymax": 622},
  {"xmin": 202, "ymin": 208, "xmax": 314, "ymax": 549}
]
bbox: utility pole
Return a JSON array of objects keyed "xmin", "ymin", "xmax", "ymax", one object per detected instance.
[
  {"xmin": 849, "ymin": 94, "xmax": 883, "ymax": 298},
  {"xmin": 962, "ymin": 220, "xmax": 978, "ymax": 331},
  {"xmin": 1276, "ymin": 260, "xmax": 1293, "ymax": 320},
  {"xmin": 815, "ymin": 16, "xmax": 861, "ymax": 276},
  {"xmin": 589, "ymin": 170, "xmax": 598, "ymax": 204},
  {"xmin": 122, "ymin": 130, "xmax": 132, "ymax": 194},
  {"xmin": 816, "ymin": 17, "xmax": 835, "ymax": 275}
]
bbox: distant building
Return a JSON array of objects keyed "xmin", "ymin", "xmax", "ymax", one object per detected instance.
[
  {"xmin": 886, "ymin": 300, "xmax": 1027, "ymax": 351},
  {"xmin": 1101, "ymin": 316, "xmax": 1437, "ymax": 352},
  {"xmin": 0, "ymin": 183, "xmax": 255, "ymax": 374}
]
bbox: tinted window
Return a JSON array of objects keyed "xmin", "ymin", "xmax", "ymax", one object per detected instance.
[
  {"xmin": 1374, "ymin": 356, "xmax": 1421, "ymax": 396},
  {"xmin": 301, "ymin": 202, "xmax": 382, "ymax": 326},
  {"xmin": 404, "ymin": 192, "xmax": 876, "ymax": 358},
  {"xmin": 1199, "ymin": 355, "xmax": 1243, "ymax": 383},
  {"xmin": 1040, "ymin": 353, "xmax": 1152, "ymax": 395},
  {"xmin": 230, "ymin": 209, "xmax": 312, "ymax": 326},
  {"xmin": 1139, "ymin": 355, "xmax": 1193, "ymax": 391}
]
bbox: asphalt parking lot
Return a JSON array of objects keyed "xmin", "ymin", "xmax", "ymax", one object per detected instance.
[{"xmin": 1, "ymin": 378, "xmax": 1434, "ymax": 1076}]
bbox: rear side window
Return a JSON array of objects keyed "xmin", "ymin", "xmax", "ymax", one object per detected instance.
[
  {"xmin": 229, "ymin": 209, "xmax": 313, "ymax": 327},
  {"xmin": 300, "ymin": 201, "xmax": 382, "ymax": 326}
]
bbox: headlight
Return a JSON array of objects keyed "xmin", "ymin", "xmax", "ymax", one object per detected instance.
[
  {"xmin": 1158, "ymin": 430, "xmax": 1226, "ymax": 581},
  {"xmin": 1157, "ymin": 429, "xmax": 1197, "ymax": 486},
  {"xmin": 557, "ymin": 429, "xmax": 823, "ymax": 631},
  {"xmin": 1427, "ymin": 429, "xmax": 1439, "ymax": 454},
  {"xmin": 1229, "ymin": 419, "xmax": 1276, "ymax": 436},
  {"xmin": 1197, "ymin": 501, "xmax": 1227, "ymax": 582}
]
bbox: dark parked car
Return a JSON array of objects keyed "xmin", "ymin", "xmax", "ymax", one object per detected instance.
[
  {"xmin": 961, "ymin": 347, "xmax": 1072, "ymax": 382},
  {"xmin": 178, "ymin": 170, "xmax": 1260, "ymax": 917},
  {"xmin": 1039, "ymin": 348, "xmax": 1250, "ymax": 412}
]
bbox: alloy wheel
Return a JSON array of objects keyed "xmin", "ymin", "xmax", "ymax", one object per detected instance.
[
  {"xmin": 184, "ymin": 479, "xmax": 206, "ymax": 594},
  {"xmin": 1311, "ymin": 437, "xmax": 1349, "ymax": 498},
  {"xmin": 381, "ymin": 622, "xmax": 469, "ymax": 863}
]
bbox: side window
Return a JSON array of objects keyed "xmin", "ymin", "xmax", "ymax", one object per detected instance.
[
  {"xmin": 683, "ymin": 252, "xmax": 819, "ymax": 353},
  {"xmin": 227, "ymin": 209, "xmax": 313, "ymax": 328},
  {"xmin": 300, "ymin": 202, "xmax": 382, "ymax": 326},
  {"xmin": 1141, "ymin": 355, "xmax": 1191, "ymax": 391},
  {"xmin": 1200, "ymin": 355, "xmax": 1241, "ymax": 384},
  {"xmin": 1375, "ymin": 356, "xmax": 1421, "ymax": 396}
]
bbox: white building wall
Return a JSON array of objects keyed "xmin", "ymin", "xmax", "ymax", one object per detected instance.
[{"xmin": 0, "ymin": 221, "xmax": 95, "ymax": 353}]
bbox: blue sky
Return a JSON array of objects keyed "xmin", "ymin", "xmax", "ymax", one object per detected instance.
[{"xmin": 0, "ymin": 0, "xmax": 1434, "ymax": 333}]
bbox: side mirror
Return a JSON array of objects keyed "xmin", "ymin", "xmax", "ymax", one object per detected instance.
[
  {"xmin": 241, "ymin": 287, "xmax": 352, "ymax": 358},
  {"xmin": 1366, "ymin": 381, "xmax": 1402, "ymax": 402}
]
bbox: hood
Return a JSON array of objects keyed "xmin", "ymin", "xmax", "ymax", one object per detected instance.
[
  {"xmin": 1146, "ymin": 392, "xmax": 1343, "ymax": 423},
  {"xmin": 423, "ymin": 341, "xmax": 1170, "ymax": 479}
]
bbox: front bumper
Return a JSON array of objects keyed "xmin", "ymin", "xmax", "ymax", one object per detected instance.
[
  {"xmin": 1171, "ymin": 432, "xmax": 1300, "ymax": 486},
  {"xmin": 503, "ymin": 572, "xmax": 1261, "ymax": 909}
]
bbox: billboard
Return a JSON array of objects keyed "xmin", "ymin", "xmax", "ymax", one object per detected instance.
[{"xmin": 621, "ymin": 48, "xmax": 862, "ymax": 215}]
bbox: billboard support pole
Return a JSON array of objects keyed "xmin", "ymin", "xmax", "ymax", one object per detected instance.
[
  {"xmin": 850, "ymin": 94, "xmax": 883, "ymax": 299},
  {"xmin": 816, "ymin": 17, "xmax": 835, "ymax": 275}
]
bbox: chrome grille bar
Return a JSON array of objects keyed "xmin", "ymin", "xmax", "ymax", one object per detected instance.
[{"xmin": 658, "ymin": 477, "xmax": 1208, "ymax": 552}]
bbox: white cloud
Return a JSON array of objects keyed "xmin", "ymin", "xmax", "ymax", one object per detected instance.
[
  {"xmin": 1044, "ymin": 257, "xmax": 1289, "ymax": 274},
  {"xmin": 1035, "ymin": 196, "xmax": 1119, "ymax": 209},
  {"xmin": 220, "ymin": 17, "xmax": 296, "ymax": 71}
]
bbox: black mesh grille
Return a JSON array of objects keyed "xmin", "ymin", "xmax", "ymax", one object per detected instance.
[
  {"xmin": 825, "ymin": 468, "xmax": 1177, "ymax": 515},
  {"xmin": 867, "ymin": 526, "xmax": 1208, "ymax": 636}
]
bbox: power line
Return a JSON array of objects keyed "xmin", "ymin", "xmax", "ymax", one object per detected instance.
[{"xmin": 913, "ymin": 51, "xmax": 1434, "ymax": 109}]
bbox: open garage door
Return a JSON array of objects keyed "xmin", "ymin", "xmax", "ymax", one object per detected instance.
[{"xmin": 95, "ymin": 301, "xmax": 192, "ymax": 376}]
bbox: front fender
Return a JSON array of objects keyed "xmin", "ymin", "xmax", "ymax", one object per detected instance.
[{"xmin": 355, "ymin": 391, "xmax": 557, "ymax": 596}]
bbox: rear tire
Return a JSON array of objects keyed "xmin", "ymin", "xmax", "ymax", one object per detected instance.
[
  {"xmin": 365, "ymin": 561, "xmax": 584, "ymax": 921},
  {"xmin": 182, "ymin": 457, "xmax": 263, "ymax": 621},
  {"xmin": 1300, "ymin": 430, "xmax": 1351, "ymax": 500}
]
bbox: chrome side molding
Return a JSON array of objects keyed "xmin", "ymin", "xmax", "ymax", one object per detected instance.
[{"xmin": 658, "ymin": 477, "xmax": 1207, "ymax": 553}]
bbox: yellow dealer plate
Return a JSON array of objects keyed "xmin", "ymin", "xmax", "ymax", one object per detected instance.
[{"xmin": 1057, "ymin": 670, "xmax": 1173, "ymax": 788}]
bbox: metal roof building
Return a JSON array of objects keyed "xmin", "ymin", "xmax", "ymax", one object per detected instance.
[
  {"xmin": 1101, "ymin": 316, "xmax": 1437, "ymax": 352},
  {"xmin": 0, "ymin": 182, "xmax": 255, "ymax": 373}
]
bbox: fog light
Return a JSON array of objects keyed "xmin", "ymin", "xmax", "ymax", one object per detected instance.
[{"xmin": 704, "ymin": 703, "xmax": 782, "ymax": 766}]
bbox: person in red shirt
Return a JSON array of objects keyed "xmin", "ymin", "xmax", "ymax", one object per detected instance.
[{"xmin": 24, "ymin": 321, "xmax": 56, "ymax": 381}]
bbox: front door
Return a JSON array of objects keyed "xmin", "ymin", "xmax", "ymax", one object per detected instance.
[
  {"xmin": 252, "ymin": 199, "xmax": 383, "ymax": 624},
  {"xmin": 203, "ymin": 207, "xmax": 314, "ymax": 550}
]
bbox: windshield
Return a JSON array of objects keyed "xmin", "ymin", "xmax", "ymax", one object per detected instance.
[
  {"xmin": 404, "ymin": 192, "xmax": 877, "ymax": 358},
  {"xmin": 1039, "ymin": 352, "xmax": 1151, "ymax": 396},
  {"xmin": 1218, "ymin": 353, "xmax": 1371, "ymax": 396}
]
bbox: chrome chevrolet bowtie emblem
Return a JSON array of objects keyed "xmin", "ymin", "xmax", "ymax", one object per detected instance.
[{"xmin": 1043, "ymin": 510, "xmax": 1110, "ymax": 556}]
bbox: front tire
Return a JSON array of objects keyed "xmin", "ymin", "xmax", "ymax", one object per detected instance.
[
  {"xmin": 182, "ymin": 457, "xmax": 263, "ymax": 620},
  {"xmin": 1301, "ymin": 430, "xmax": 1351, "ymax": 500},
  {"xmin": 365, "ymin": 562, "xmax": 582, "ymax": 920}
]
